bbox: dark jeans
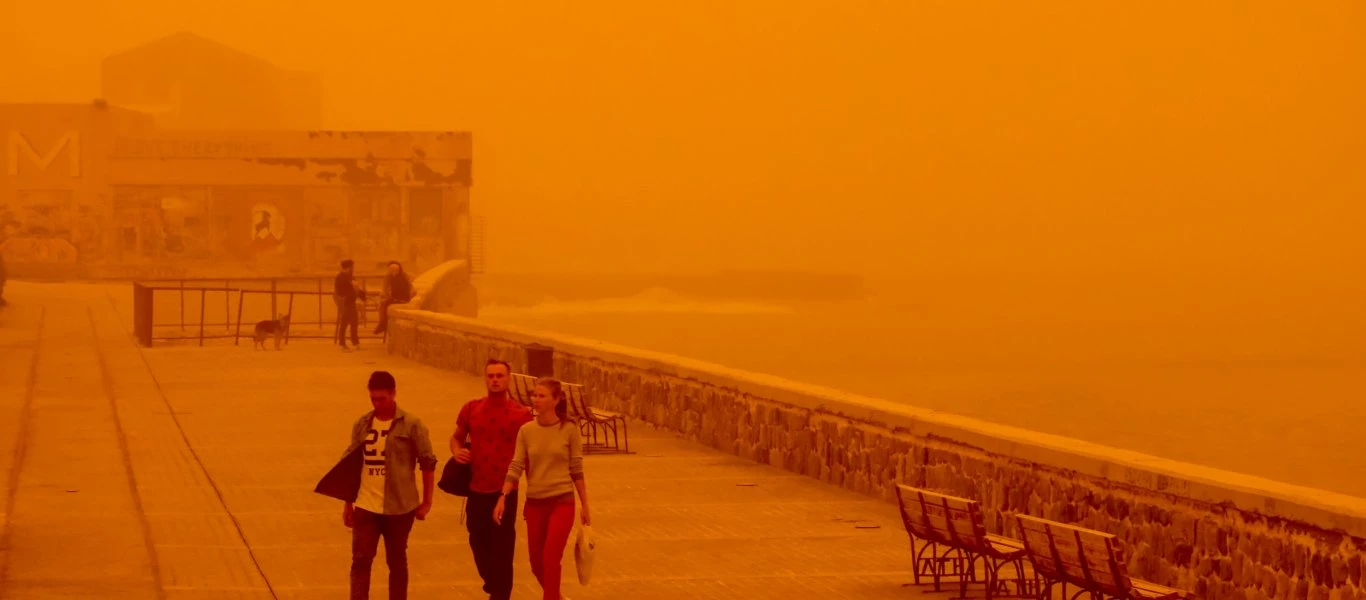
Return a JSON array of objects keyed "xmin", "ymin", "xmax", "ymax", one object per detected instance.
[
  {"xmin": 351, "ymin": 508, "xmax": 416, "ymax": 600},
  {"xmin": 336, "ymin": 297, "xmax": 359, "ymax": 346},
  {"xmin": 467, "ymin": 490, "xmax": 519, "ymax": 600},
  {"xmin": 375, "ymin": 300, "xmax": 392, "ymax": 334}
]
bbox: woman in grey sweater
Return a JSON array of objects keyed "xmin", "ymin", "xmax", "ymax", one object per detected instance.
[{"xmin": 494, "ymin": 378, "xmax": 590, "ymax": 600}]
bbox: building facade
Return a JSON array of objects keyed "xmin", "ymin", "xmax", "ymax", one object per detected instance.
[
  {"xmin": 102, "ymin": 32, "xmax": 323, "ymax": 131},
  {"xmin": 1, "ymin": 102, "xmax": 472, "ymax": 280}
]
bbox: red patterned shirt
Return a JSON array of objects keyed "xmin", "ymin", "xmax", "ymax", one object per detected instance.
[{"xmin": 457, "ymin": 396, "xmax": 533, "ymax": 494}]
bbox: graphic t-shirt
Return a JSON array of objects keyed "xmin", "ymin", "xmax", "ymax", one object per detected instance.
[
  {"xmin": 456, "ymin": 397, "xmax": 533, "ymax": 494},
  {"xmin": 355, "ymin": 417, "xmax": 395, "ymax": 514}
]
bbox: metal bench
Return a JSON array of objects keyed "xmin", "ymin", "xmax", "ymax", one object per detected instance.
[
  {"xmin": 1015, "ymin": 514, "xmax": 1189, "ymax": 600},
  {"xmin": 509, "ymin": 373, "xmax": 629, "ymax": 454},
  {"xmin": 564, "ymin": 383, "xmax": 630, "ymax": 454},
  {"xmin": 896, "ymin": 484, "xmax": 1037, "ymax": 600},
  {"xmin": 509, "ymin": 373, "xmax": 538, "ymax": 410}
]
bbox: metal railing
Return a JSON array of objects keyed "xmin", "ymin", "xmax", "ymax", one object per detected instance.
[{"xmin": 132, "ymin": 275, "xmax": 391, "ymax": 347}]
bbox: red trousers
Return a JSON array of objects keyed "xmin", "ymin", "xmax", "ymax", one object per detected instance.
[{"xmin": 523, "ymin": 494, "xmax": 576, "ymax": 600}]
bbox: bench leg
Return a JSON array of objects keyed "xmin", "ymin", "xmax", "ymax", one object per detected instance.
[
  {"xmin": 1014, "ymin": 560, "xmax": 1043, "ymax": 599},
  {"xmin": 911, "ymin": 539, "xmax": 937, "ymax": 585},
  {"xmin": 981, "ymin": 557, "xmax": 996, "ymax": 600},
  {"xmin": 934, "ymin": 546, "xmax": 973, "ymax": 592},
  {"xmin": 955, "ymin": 553, "xmax": 979, "ymax": 599},
  {"xmin": 906, "ymin": 540, "xmax": 975, "ymax": 590}
]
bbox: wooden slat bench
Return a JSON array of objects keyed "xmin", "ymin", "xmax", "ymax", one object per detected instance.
[
  {"xmin": 510, "ymin": 373, "xmax": 588, "ymax": 420},
  {"xmin": 566, "ymin": 383, "xmax": 630, "ymax": 454},
  {"xmin": 896, "ymin": 484, "xmax": 1037, "ymax": 599},
  {"xmin": 1015, "ymin": 514, "xmax": 1189, "ymax": 600},
  {"xmin": 509, "ymin": 373, "xmax": 539, "ymax": 411},
  {"xmin": 507, "ymin": 373, "xmax": 630, "ymax": 454}
]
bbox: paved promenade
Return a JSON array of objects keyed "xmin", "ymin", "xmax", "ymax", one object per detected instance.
[{"xmin": 0, "ymin": 282, "xmax": 931, "ymax": 599}]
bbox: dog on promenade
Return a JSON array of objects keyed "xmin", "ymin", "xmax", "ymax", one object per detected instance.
[{"xmin": 253, "ymin": 313, "xmax": 291, "ymax": 350}]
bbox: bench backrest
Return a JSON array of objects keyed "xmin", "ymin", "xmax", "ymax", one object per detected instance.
[
  {"xmin": 562, "ymin": 382, "xmax": 587, "ymax": 420},
  {"xmin": 509, "ymin": 373, "xmax": 538, "ymax": 409},
  {"xmin": 1015, "ymin": 514, "xmax": 1132, "ymax": 597},
  {"xmin": 895, "ymin": 484, "xmax": 991, "ymax": 554},
  {"xmin": 510, "ymin": 373, "xmax": 586, "ymax": 420}
]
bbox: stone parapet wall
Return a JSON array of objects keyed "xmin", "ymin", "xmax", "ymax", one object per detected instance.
[
  {"xmin": 408, "ymin": 259, "xmax": 477, "ymax": 317},
  {"xmin": 387, "ymin": 308, "xmax": 1366, "ymax": 600}
]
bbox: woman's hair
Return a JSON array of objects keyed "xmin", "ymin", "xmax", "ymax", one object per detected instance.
[{"xmin": 535, "ymin": 377, "xmax": 569, "ymax": 427}]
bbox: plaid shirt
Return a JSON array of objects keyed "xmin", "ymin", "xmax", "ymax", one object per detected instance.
[{"xmin": 315, "ymin": 407, "xmax": 438, "ymax": 514}]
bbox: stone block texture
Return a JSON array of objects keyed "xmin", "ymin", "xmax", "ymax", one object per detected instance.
[{"xmin": 387, "ymin": 311, "xmax": 1366, "ymax": 600}]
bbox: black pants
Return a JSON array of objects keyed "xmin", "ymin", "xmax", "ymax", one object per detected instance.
[
  {"xmin": 375, "ymin": 300, "xmax": 393, "ymax": 334},
  {"xmin": 351, "ymin": 508, "xmax": 416, "ymax": 600},
  {"xmin": 466, "ymin": 490, "xmax": 519, "ymax": 600},
  {"xmin": 336, "ymin": 297, "xmax": 359, "ymax": 346}
]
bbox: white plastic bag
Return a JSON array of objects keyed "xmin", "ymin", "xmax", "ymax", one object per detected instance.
[{"xmin": 574, "ymin": 525, "xmax": 596, "ymax": 585}]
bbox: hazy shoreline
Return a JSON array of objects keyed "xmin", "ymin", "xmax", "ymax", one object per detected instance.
[{"xmin": 478, "ymin": 286, "xmax": 1366, "ymax": 499}]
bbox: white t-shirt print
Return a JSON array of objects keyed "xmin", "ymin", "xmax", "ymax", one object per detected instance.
[{"xmin": 355, "ymin": 417, "xmax": 395, "ymax": 514}]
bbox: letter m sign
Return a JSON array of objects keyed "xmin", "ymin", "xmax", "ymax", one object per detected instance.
[{"xmin": 7, "ymin": 131, "xmax": 81, "ymax": 177}]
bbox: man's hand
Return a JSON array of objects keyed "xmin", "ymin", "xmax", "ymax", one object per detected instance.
[
  {"xmin": 343, "ymin": 503, "xmax": 355, "ymax": 528},
  {"xmin": 454, "ymin": 448, "xmax": 472, "ymax": 464},
  {"xmin": 580, "ymin": 504, "xmax": 591, "ymax": 526},
  {"xmin": 493, "ymin": 496, "xmax": 506, "ymax": 525},
  {"xmin": 415, "ymin": 500, "xmax": 432, "ymax": 521}
]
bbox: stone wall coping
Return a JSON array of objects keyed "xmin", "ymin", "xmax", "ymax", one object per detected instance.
[
  {"xmin": 409, "ymin": 259, "xmax": 467, "ymax": 309},
  {"xmin": 396, "ymin": 308, "xmax": 1366, "ymax": 538}
]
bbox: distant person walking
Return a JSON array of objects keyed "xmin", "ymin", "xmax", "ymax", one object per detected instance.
[
  {"xmin": 314, "ymin": 371, "xmax": 438, "ymax": 600},
  {"xmin": 451, "ymin": 359, "xmax": 532, "ymax": 600},
  {"xmin": 495, "ymin": 378, "xmax": 591, "ymax": 600},
  {"xmin": 374, "ymin": 261, "xmax": 413, "ymax": 335},
  {"xmin": 335, "ymin": 259, "xmax": 361, "ymax": 350}
]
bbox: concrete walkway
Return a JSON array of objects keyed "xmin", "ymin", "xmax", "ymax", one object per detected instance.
[{"xmin": 0, "ymin": 282, "xmax": 938, "ymax": 599}]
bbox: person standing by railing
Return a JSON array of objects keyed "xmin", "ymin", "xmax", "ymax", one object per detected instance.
[
  {"xmin": 335, "ymin": 259, "xmax": 361, "ymax": 350},
  {"xmin": 374, "ymin": 261, "xmax": 413, "ymax": 335},
  {"xmin": 495, "ymin": 378, "xmax": 591, "ymax": 600}
]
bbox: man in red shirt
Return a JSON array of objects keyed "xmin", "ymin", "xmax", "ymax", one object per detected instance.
[{"xmin": 451, "ymin": 359, "xmax": 532, "ymax": 600}]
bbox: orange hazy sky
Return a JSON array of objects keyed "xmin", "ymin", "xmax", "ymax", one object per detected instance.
[{"xmin": 2, "ymin": 1, "xmax": 1363, "ymax": 279}]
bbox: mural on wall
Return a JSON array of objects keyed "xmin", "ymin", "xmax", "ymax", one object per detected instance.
[
  {"xmin": 157, "ymin": 191, "xmax": 210, "ymax": 259},
  {"xmin": 309, "ymin": 196, "xmax": 345, "ymax": 233},
  {"xmin": 2, "ymin": 124, "xmax": 471, "ymax": 278},
  {"xmin": 313, "ymin": 239, "xmax": 349, "ymax": 271},
  {"xmin": 0, "ymin": 190, "xmax": 81, "ymax": 263},
  {"xmin": 408, "ymin": 188, "xmax": 443, "ymax": 237},
  {"xmin": 350, "ymin": 223, "xmax": 400, "ymax": 264},
  {"xmin": 112, "ymin": 187, "xmax": 198, "ymax": 262},
  {"xmin": 348, "ymin": 189, "xmax": 401, "ymax": 268},
  {"xmin": 250, "ymin": 203, "xmax": 285, "ymax": 255},
  {"xmin": 409, "ymin": 238, "xmax": 445, "ymax": 275},
  {"xmin": 71, "ymin": 203, "xmax": 104, "ymax": 258},
  {"xmin": 308, "ymin": 193, "xmax": 347, "ymax": 271},
  {"xmin": 0, "ymin": 237, "xmax": 78, "ymax": 263}
]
